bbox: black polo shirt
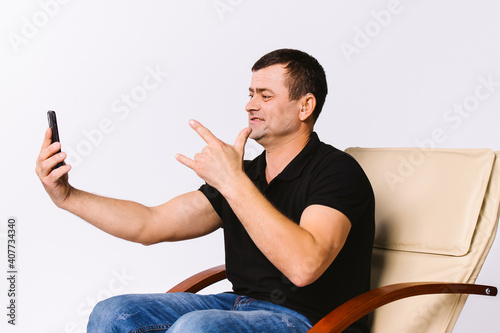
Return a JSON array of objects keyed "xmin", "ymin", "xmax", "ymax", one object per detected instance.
[{"xmin": 199, "ymin": 132, "xmax": 375, "ymax": 330}]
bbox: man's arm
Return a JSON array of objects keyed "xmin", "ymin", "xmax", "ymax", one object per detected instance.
[
  {"xmin": 224, "ymin": 179, "xmax": 351, "ymax": 287},
  {"xmin": 176, "ymin": 120, "xmax": 351, "ymax": 287},
  {"xmin": 217, "ymin": 177, "xmax": 351, "ymax": 287},
  {"xmin": 35, "ymin": 128, "xmax": 222, "ymax": 245}
]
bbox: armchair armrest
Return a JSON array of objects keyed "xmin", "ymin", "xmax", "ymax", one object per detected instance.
[
  {"xmin": 165, "ymin": 265, "xmax": 497, "ymax": 333},
  {"xmin": 308, "ymin": 282, "xmax": 497, "ymax": 333},
  {"xmin": 167, "ymin": 264, "xmax": 226, "ymax": 293}
]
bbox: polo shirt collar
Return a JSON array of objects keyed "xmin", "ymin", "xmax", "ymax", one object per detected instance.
[{"xmin": 253, "ymin": 132, "xmax": 321, "ymax": 182}]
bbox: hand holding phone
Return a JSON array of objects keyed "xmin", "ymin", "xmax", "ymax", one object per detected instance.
[{"xmin": 47, "ymin": 110, "xmax": 64, "ymax": 169}]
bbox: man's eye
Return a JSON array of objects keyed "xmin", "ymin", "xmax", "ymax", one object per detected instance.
[{"xmin": 262, "ymin": 95, "xmax": 271, "ymax": 99}]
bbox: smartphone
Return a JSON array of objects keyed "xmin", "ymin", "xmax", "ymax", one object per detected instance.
[{"xmin": 47, "ymin": 110, "xmax": 64, "ymax": 169}]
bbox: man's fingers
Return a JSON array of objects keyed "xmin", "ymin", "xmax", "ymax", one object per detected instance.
[
  {"xmin": 38, "ymin": 141, "xmax": 61, "ymax": 166},
  {"xmin": 175, "ymin": 153, "xmax": 195, "ymax": 170},
  {"xmin": 48, "ymin": 164, "xmax": 71, "ymax": 182},
  {"xmin": 234, "ymin": 127, "xmax": 252, "ymax": 153},
  {"xmin": 36, "ymin": 128, "xmax": 64, "ymax": 177},
  {"xmin": 37, "ymin": 150, "xmax": 65, "ymax": 177},
  {"xmin": 189, "ymin": 119, "xmax": 219, "ymax": 144}
]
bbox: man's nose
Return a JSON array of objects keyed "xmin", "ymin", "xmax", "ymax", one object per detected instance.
[{"xmin": 245, "ymin": 97, "xmax": 260, "ymax": 112}]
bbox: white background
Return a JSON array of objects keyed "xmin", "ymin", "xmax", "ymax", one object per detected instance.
[{"xmin": 1, "ymin": 0, "xmax": 499, "ymax": 332}]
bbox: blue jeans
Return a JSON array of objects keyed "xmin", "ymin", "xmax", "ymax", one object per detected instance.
[{"xmin": 87, "ymin": 292, "xmax": 313, "ymax": 332}]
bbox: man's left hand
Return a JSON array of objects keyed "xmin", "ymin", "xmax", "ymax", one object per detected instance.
[{"xmin": 176, "ymin": 119, "xmax": 252, "ymax": 193}]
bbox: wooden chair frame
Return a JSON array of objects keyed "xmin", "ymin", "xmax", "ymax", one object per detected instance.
[{"xmin": 167, "ymin": 264, "xmax": 497, "ymax": 332}]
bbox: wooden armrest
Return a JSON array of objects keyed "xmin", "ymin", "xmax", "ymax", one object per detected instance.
[
  {"xmin": 167, "ymin": 267, "xmax": 497, "ymax": 332},
  {"xmin": 167, "ymin": 265, "xmax": 226, "ymax": 293},
  {"xmin": 308, "ymin": 282, "xmax": 497, "ymax": 333}
]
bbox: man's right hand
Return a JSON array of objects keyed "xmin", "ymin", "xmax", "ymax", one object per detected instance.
[{"xmin": 35, "ymin": 127, "xmax": 73, "ymax": 208}]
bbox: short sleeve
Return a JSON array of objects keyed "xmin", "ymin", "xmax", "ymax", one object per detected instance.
[
  {"xmin": 198, "ymin": 183, "xmax": 224, "ymax": 219},
  {"xmin": 305, "ymin": 153, "xmax": 374, "ymax": 227}
]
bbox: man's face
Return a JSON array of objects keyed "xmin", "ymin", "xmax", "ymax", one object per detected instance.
[{"xmin": 246, "ymin": 64, "xmax": 303, "ymax": 146}]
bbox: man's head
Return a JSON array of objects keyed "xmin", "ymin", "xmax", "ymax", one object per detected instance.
[{"xmin": 251, "ymin": 49, "xmax": 328, "ymax": 123}]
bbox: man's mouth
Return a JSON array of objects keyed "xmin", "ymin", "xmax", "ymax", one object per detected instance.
[{"xmin": 250, "ymin": 116, "xmax": 264, "ymax": 122}]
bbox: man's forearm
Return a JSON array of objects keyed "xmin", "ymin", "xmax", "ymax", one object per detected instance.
[{"xmin": 59, "ymin": 187, "xmax": 155, "ymax": 244}]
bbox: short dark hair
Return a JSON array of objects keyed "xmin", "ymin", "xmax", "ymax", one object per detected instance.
[{"xmin": 251, "ymin": 49, "xmax": 328, "ymax": 122}]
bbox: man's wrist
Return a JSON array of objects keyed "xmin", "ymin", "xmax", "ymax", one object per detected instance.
[
  {"xmin": 55, "ymin": 185, "xmax": 76, "ymax": 211},
  {"xmin": 219, "ymin": 172, "xmax": 254, "ymax": 202}
]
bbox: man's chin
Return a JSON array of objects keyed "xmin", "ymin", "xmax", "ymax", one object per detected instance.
[{"xmin": 249, "ymin": 130, "xmax": 263, "ymax": 142}]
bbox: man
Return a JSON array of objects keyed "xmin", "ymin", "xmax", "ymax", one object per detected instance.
[{"xmin": 36, "ymin": 49, "xmax": 374, "ymax": 332}]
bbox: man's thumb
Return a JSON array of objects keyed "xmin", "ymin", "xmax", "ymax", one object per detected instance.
[{"xmin": 234, "ymin": 127, "xmax": 252, "ymax": 153}]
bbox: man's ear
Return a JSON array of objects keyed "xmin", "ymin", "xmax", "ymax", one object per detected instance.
[{"xmin": 299, "ymin": 93, "xmax": 316, "ymax": 122}]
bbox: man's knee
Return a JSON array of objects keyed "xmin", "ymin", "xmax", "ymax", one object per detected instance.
[
  {"xmin": 87, "ymin": 294, "xmax": 138, "ymax": 332},
  {"xmin": 168, "ymin": 310, "xmax": 224, "ymax": 333}
]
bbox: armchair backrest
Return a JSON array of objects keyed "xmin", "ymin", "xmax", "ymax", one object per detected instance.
[{"xmin": 345, "ymin": 147, "xmax": 500, "ymax": 333}]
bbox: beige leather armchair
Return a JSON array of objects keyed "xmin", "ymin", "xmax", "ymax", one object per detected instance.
[{"xmin": 168, "ymin": 148, "xmax": 500, "ymax": 332}]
